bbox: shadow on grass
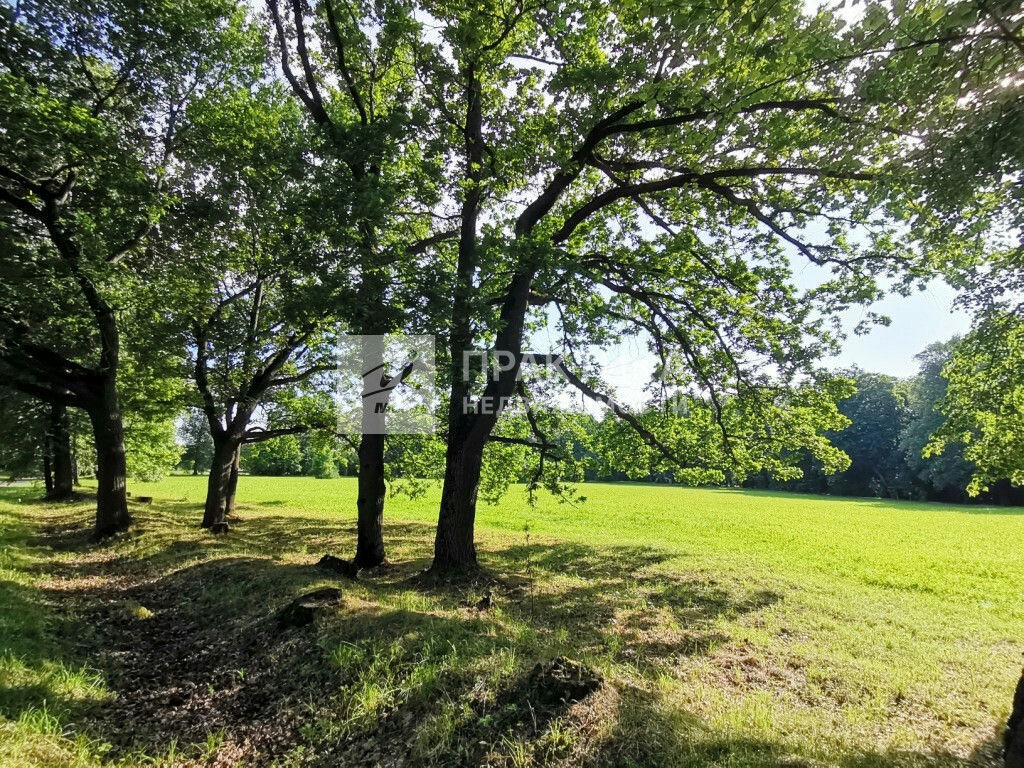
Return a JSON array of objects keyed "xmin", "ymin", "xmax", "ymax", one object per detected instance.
[
  {"xmin": 571, "ymin": 683, "xmax": 1003, "ymax": 768},
  {"xmin": 0, "ymin": 495, "xmax": 1007, "ymax": 767},
  {"xmin": 0, "ymin": 503, "xmax": 106, "ymax": 729},
  {"xmin": 7, "ymin": 504, "xmax": 781, "ymax": 765}
]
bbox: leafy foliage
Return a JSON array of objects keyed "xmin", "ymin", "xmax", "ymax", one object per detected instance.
[{"xmin": 929, "ymin": 313, "xmax": 1024, "ymax": 495}]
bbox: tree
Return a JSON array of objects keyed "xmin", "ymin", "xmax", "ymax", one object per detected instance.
[
  {"xmin": 165, "ymin": 76, "xmax": 347, "ymax": 532},
  {"xmin": 901, "ymin": 341, "xmax": 974, "ymax": 501},
  {"xmin": 861, "ymin": 1, "xmax": 1024, "ymax": 501},
  {"xmin": 0, "ymin": 391, "xmax": 74, "ymax": 497},
  {"xmin": 928, "ymin": 314, "xmax": 1024, "ymax": 496},
  {"xmin": 188, "ymin": 266, "xmax": 339, "ymax": 531},
  {"xmin": 406, "ymin": 0, "xmax": 981, "ymax": 571},
  {"xmin": 265, "ymin": 0, "xmax": 453, "ymax": 567},
  {"xmin": 823, "ymin": 370, "xmax": 913, "ymax": 499},
  {"xmin": 244, "ymin": 434, "xmax": 304, "ymax": 476},
  {"xmin": 0, "ymin": 0, "xmax": 253, "ymax": 536},
  {"xmin": 178, "ymin": 409, "xmax": 215, "ymax": 476}
]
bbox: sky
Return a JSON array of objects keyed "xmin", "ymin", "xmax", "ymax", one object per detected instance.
[
  {"xmin": 821, "ymin": 278, "xmax": 971, "ymax": 375},
  {"xmin": 542, "ymin": 276, "xmax": 974, "ymax": 411}
]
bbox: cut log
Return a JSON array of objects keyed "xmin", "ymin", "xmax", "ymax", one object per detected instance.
[{"xmin": 277, "ymin": 588, "xmax": 343, "ymax": 630}]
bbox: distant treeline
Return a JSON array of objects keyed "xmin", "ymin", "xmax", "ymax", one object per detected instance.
[
  {"xmin": 745, "ymin": 343, "xmax": 1024, "ymax": 506},
  {"xmin": 164, "ymin": 339, "xmax": 1024, "ymax": 507}
]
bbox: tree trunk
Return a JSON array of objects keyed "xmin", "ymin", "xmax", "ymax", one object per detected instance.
[
  {"xmin": 87, "ymin": 378, "xmax": 130, "ymax": 538},
  {"xmin": 47, "ymin": 401, "xmax": 74, "ymax": 499},
  {"xmin": 202, "ymin": 433, "xmax": 237, "ymax": 531},
  {"xmin": 351, "ymin": 333, "xmax": 389, "ymax": 567},
  {"xmin": 430, "ymin": 271, "xmax": 532, "ymax": 574},
  {"xmin": 224, "ymin": 444, "xmax": 241, "ymax": 517},
  {"xmin": 42, "ymin": 446, "xmax": 53, "ymax": 495},
  {"xmin": 355, "ymin": 432, "xmax": 387, "ymax": 567},
  {"xmin": 432, "ymin": 431, "xmax": 484, "ymax": 572}
]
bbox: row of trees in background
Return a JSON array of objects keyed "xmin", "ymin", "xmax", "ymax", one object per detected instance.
[
  {"xmin": 750, "ymin": 342, "xmax": 1024, "ymax": 504},
  {"xmin": 166, "ymin": 334, "xmax": 1024, "ymax": 507},
  {"xmin": 1, "ymin": 0, "xmax": 1021, "ymax": 572},
  {"xmin": 11, "ymin": 331, "xmax": 1020, "ymax": 508}
]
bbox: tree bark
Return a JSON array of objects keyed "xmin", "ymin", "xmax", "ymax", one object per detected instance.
[
  {"xmin": 47, "ymin": 401, "xmax": 74, "ymax": 499},
  {"xmin": 432, "ymin": 431, "xmax": 484, "ymax": 571},
  {"xmin": 87, "ymin": 376, "xmax": 130, "ymax": 538},
  {"xmin": 430, "ymin": 64, "xmax": 487, "ymax": 574},
  {"xmin": 225, "ymin": 443, "xmax": 241, "ymax": 517},
  {"xmin": 202, "ymin": 433, "xmax": 238, "ymax": 530},
  {"xmin": 430, "ymin": 269, "xmax": 534, "ymax": 573},
  {"xmin": 353, "ymin": 333, "xmax": 389, "ymax": 567},
  {"xmin": 42, "ymin": 445, "xmax": 54, "ymax": 495},
  {"xmin": 355, "ymin": 431, "xmax": 386, "ymax": 567}
]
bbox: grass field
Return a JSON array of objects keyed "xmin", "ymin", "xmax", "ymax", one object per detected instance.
[{"xmin": 1, "ymin": 476, "xmax": 1021, "ymax": 767}]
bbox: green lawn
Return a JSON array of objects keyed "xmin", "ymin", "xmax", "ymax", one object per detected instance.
[{"xmin": 1, "ymin": 476, "xmax": 1021, "ymax": 767}]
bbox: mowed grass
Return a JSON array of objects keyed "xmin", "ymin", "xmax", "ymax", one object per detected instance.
[{"xmin": 1, "ymin": 476, "xmax": 1021, "ymax": 767}]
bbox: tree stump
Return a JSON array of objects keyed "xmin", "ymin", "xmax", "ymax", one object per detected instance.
[
  {"xmin": 277, "ymin": 588, "xmax": 343, "ymax": 630},
  {"xmin": 210, "ymin": 522, "xmax": 230, "ymax": 535},
  {"xmin": 1007, "ymin": 669, "xmax": 1024, "ymax": 768},
  {"xmin": 135, "ymin": 495, "xmax": 153, "ymax": 503},
  {"xmin": 317, "ymin": 554, "xmax": 359, "ymax": 579}
]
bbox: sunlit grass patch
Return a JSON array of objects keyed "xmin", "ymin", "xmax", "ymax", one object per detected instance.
[{"xmin": 1, "ymin": 479, "xmax": 1020, "ymax": 766}]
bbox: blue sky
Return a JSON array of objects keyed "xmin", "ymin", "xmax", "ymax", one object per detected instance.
[
  {"xmin": 539, "ymin": 276, "xmax": 972, "ymax": 411},
  {"xmin": 821, "ymin": 278, "xmax": 971, "ymax": 375}
]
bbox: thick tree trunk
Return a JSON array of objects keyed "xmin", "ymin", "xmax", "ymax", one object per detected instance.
[
  {"xmin": 202, "ymin": 433, "xmax": 237, "ymax": 531},
  {"xmin": 47, "ymin": 401, "xmax": 74, "ymax": 499},
  {"xmin": 87, "ymin": 379, "xmax": 130, "ymax": 538},
  {"xmin": 355, "ymin": 432, "xmax": 386, "ymax": 567},
  {"xmin": 352, "ymin": 333, "xmax": 389, "ymax": 568},
  {"xmin": 432, "ymin": 432, "xmax": 484, "ymax": 572}
]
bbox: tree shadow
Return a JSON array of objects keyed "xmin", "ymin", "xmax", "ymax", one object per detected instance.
[
  {"xmin": 578, "ymin": 683, "xmax": 1004, "ymax": 768},
  {"xmin": 15, "ymin": 519, "xmax": 782, "ymax": 766},
  {"xmin": 4, "ymin": 498, "xmax": 1010, "ymax": 768},
  {"xmin": 0, "ymin": 510, "xmax": 106, "ymax": 729},
  {"xmin": 22, "ymin": 554, "xmax": 348, "ymax": 763}
]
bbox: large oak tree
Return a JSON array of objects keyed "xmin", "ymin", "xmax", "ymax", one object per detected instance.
[
  {"xmin": 0, "ymin": 0, "xmax": 253, "ymax": 535},
  {"xmin": 408, "ymin": 0, "xmax": 988, "ymax": 571}
]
